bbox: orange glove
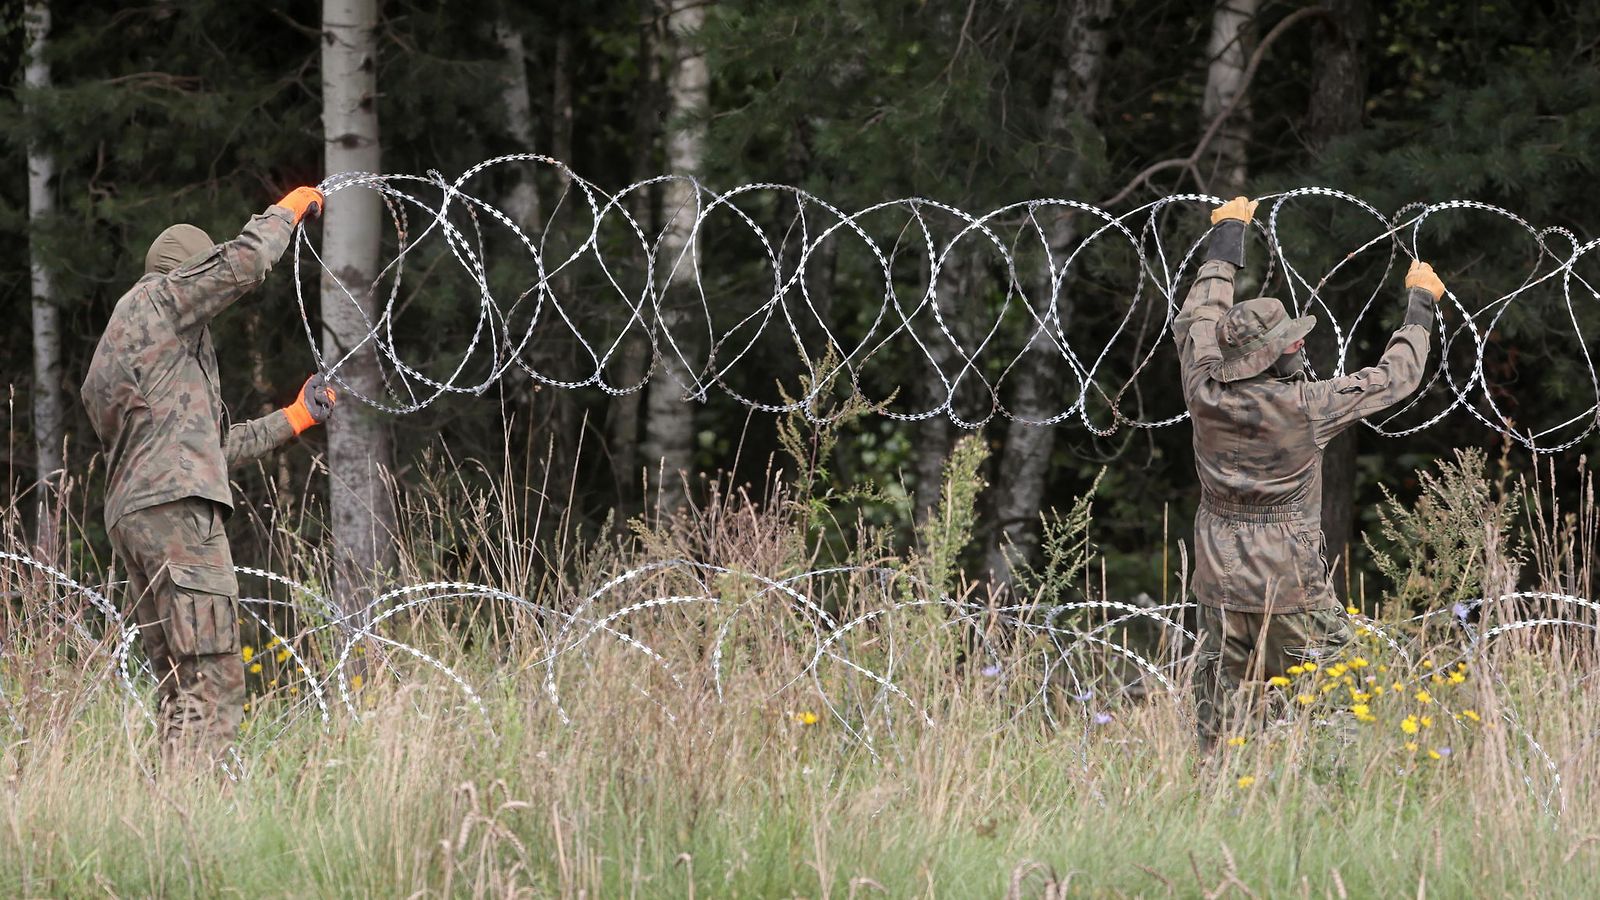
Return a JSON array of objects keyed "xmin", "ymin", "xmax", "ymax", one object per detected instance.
[
  {"xmin": 282, "ymin": 374, "xmax": 336, "ymax": 435},
  {"xmin": 1210, "ymin": 195, "xmax": 1259, "ymax": 225},
  {"xmin": 276, "ymin": 186, "xmax": 326, "ymax": 226},
  {"xmin": 1406, "ymin": 260, "xmax": 1446, "ymax": 300}
]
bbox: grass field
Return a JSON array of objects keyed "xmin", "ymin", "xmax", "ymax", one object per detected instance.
[{"xmin": 4, "ymin": 443, "xmax": 1599, "ymax": 897}]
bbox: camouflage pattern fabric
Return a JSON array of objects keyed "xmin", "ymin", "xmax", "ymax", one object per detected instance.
[
  {"xmin": 1171, "ymin": 221, "xmax": 1433, "ymax": 614},
  {"xmin": 1192, "ymin": 603, "xmax": 1354, "ymax": 751},
  {"xmin": 109, "ymin": 498, "xmax": 245, "ymax": 760},
  {"xmin": 81, "ymin": 206, "xmax": 298, "ymax": 529}
]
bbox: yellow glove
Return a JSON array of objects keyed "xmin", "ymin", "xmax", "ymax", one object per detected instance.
[
  {"xmin": 1405, "ymin": 260, "xmax": 1446, "ymax": 300},
  {"xmin": 1210, "ymin": 196, "xmax": 1259, "ymax": 225}
]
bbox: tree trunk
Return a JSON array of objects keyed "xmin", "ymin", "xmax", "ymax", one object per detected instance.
[
  {"xmin": 1201, "ymin": 0, "xmax": 1259, "ymax": 196},
  {"xmin": 496, "ymin": 11, "xmax": 579, "ymax": 523},
  {"xmin": 321, "ymin": 0, "xmax": 397, "ymax": 606},
  {"xmin": 608, "ymin": 6, "xmax": 660, "ymax": 514},
  {"xmin": 1307, "ymin": 0, "xmax": 1372, "ymax": 597},
  {"xmin": 915, "ymin": 250, "xmax": 972, "ymax": 526},
  {"xmin": 641, "ymin": 0, "xmax": 710, "ymax": 515},
  {"xmin": 985, "ymin": 0, "xmax": 1111, "ymax": 587},
  {"xmin": 25, "ymin": 0, "xmax": 65, "ymax": 553},
  {"xmin": 495, "ymin": 12, "xmax": 542, "ymax": 230}
]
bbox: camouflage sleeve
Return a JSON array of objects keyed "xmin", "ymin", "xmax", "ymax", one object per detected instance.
[
  {"xmin": 223, "ymin": 409, "xmax": 297, "ymax": 469},
  {"xmin": 160, "ymin": 206, "xmax": 296, "ymax": 339},
  {"xmin": 1301, "ymin": 319, "xmax": 1431, "ymax": 448},
  {"xmin": 1172, "ymin": 259, "xmax": 1238, "ymax": 397}
]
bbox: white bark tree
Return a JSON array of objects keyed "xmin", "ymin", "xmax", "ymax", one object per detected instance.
[
  {"xmin": 321, "ymin": 0, "xmax": 396, "ymax": 602},
  {"xmin": 25, "ymin": 0, "xmax": 65, "ymax": 531},
  {"xmin": 495, "ymin": 12, "xmax": 542, "ymax": 230},
  {"xmin": 1202, "ymin": 0, "xmax": 1260, "ymax": 196},
  {"xmin": 641, "ymin": 0, "xmax": 710, "ymax": 514},
  {"xmin": 985, "ymin": 0, "xmax": 1112, "ymax": 586}
]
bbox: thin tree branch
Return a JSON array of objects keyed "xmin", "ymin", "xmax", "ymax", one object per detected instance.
[{"xmin": 1099, "ymin": 5, "xmax": 1329, "ymax": 208}]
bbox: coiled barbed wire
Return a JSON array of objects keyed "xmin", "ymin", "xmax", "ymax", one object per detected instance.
[
  {"xmin": 296, "ymin": 156, "xmax": 1598, "ymax": 451},
  {"xmin": 2, "ymin": 548, "xmax": 1593, "ymax": 816}
]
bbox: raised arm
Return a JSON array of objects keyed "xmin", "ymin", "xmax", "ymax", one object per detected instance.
[
  {"xmin": 1302, "ymin": 262, "xmax": 1441, "ymax": 447},
  {"xmin": 1172, "ymin": 196, "xmax": 1258, "ymax": 395},
  {"xmin": 160, "ymin": 187, "xmax": 324, "ymax": 340}
]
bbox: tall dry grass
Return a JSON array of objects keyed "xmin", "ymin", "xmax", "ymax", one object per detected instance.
[{"xmin": 3, "ymin": 433, "xmax": 1600, "ymax": 896}]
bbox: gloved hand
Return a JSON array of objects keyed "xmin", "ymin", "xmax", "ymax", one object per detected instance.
[
  {"xmin": 282, "ymin": 374, "xmax": 336, "ymax": 435},
  {"xmin": 1406, "ymin": 260, "xmax": 1446, "ymax": 300},
  {"xmin": 1210, "ymin": 196, "xmax": 1259, "ymax": 225},
  {"xmin": 275, "ymin": 186, "xmax": 326, "ymax": 226}
]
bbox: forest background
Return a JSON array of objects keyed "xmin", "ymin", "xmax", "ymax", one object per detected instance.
[{"xmin": 4, "ymin": 0, "xmax": 1600, "ymax": 607}]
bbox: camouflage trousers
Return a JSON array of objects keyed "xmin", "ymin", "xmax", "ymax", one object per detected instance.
[
  {"xmin": 1193, "ymin": 602, "xmax": 1353, "ymax": 752},
  {"xmin": 110, "ymin": 498, "xmax": 244, "ymax": 762}
]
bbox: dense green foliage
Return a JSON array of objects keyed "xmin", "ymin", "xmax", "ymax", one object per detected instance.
[{"xmin": 2, "ymin": 0, "xmax": 1597, "ymax": 599}]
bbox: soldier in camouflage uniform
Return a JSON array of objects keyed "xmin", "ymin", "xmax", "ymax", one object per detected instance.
[
  {"xmin": 1173, "ymin": 196, "xmax": 1445, "ymax": 752},
  {"xmin": 81, "ymin": 186, "xmax": 334, "ymax": 764}
]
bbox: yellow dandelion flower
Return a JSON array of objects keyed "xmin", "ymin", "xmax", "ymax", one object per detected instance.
[
  {"xmin": 1346, "ymin": 605, "xmax": 1360, "ymax": 615},
  {"xmin": 248, "ymin": 662, "xmax": 262, "ymax": 674},
  {"xmin": 1401, "ymin": 716, "xmax": 1420, "ymax": 735},
  {"xmin": 351, "ymin": 674, "xmax": 364, "ymax": 691},
  {"xmin": 1448, "ymin": 672, "xmax": 1466, "ymax": 684},
  {"xmin": 1320, "ymin": 682, "xmax": 1339, "ymax": 695},
  {"xmin": 1302, "ymin": 662, "xmax": 1318, "ymax": 672},
  {"xmin": 1236, "ymin": 775, "xmax": 1256, "ymax": 789},
  {"xmin": 1377, "ymin": 664, "xmax": 1390, "ymax": 673},
  {"xmin": 1431, "ymin": 673, "xmax": 1445, "ymax": 686},
  {"xmin": 241, "ymin": 646, "xmax": 254, "ymax": 662},
  {"xmin": 1414, "ymin": 689, "xmax": 1433, "ymax": 704},
  {"xmin": 1423, "ymin": 659, "xmax": 1434, "ymax": 669},
  {"xmin": 1463, "ymin": 709, "xmax": 1481, "ymax": 723},
  {"xmin": 1350, "ymin": 657, "xmax": 1369, "ymax": 669},
  {"xmin": 1456, "ymin": 661, "xmax": 1468, "ymax": 671},
  {"xmin": 1288, "ymin": 665, "xmax": 1306, "ymax": 676},
  {"xmin": 1327, "ymin": 664, "xmax": 1348, "ymax": 678},
  {"xmin": 1351, "ymin": 703, "xmax": 1371, "ymax": 718},
  {"xmin": 797, "ymin": 710, "xmax": 819, "ymax": 726},
  {"xmin": 1420, "ymin": 715, "xmax": 1434, "ymax": 729},
  {"xmin": 1428, "ymin": 749, "xmax": 1442, "ymax": 760},
  {"xmin": 1227, "ymin": 736, "xmax": 1248, "ymax": 747},
  {"xmin": 1268, "ymin": 676, "xmax": 1291, "ymax": 688},
  {"xmin": 1392, "ymin": 682, "xmax": 1405, "ymax": 692},
  {"xmin": 1405, "ymin": 741, "xmax": 1420, "ymax": 752},
  {"xmin": 1297, "ymin": 693, "xmax": 1316, "ymax": 706},
  {"xmin": 265, "ymin": 637, "xmax": 280, "ymax": 649},
  {"xmin": 276, "ymin": 649, "xmax": 291, "ymax": 664},
  {"xmin": 242, "ymin": 701, "xmax": 251, "ymax": 712}
]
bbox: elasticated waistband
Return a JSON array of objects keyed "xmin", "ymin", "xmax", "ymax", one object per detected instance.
[{"xmin": 1200, "ymin": 494, "xmax": 1313, "ymax": 525}]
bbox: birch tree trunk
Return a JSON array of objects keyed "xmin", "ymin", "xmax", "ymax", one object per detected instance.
[
  {"xmin": 321, "ymin": 0, "xmax": 396, "ymax": 604},
  {"xmin": 1201, "ymin": 0, "xmax": 1259, "ymax": 196},
  {"xmin": 25, "ymin": 0, "xmax": 65, "ymax": 542},
  {"xmin": 984, "ymin": 0, "xmax": 1111, "ymax": 586},
  {"xmin": 1307, "ymin": 0, "xmax": 1372, "ymax": 597},
  {"xmin": 495, "ymin": 12, "xmax": 541, "ymax": 230},
  {"xmin": 495, "ymin": 11, "xmax": 579, "ymax": 521},
  {"xmin": 641, "ymin": 0, "xmax": 709, "ymax": 515}
]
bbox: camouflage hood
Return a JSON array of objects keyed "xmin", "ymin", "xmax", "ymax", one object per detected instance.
[
  {"xmin": 1215, "ymin": 297, "xmax": 1315, "ymax": 382},
  {"xmin": 144, "ymin": 224, "xmax": 215, "ymax": 275}
]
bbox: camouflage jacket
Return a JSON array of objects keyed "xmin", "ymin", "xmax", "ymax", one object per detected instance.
[
  {"xmin": 1172, "ymin": 223, "xmax": 1433, "ymax": 612},
  {"xmin": 82, "ymin": 206, "xmax": 298, "ymax": 527}
]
